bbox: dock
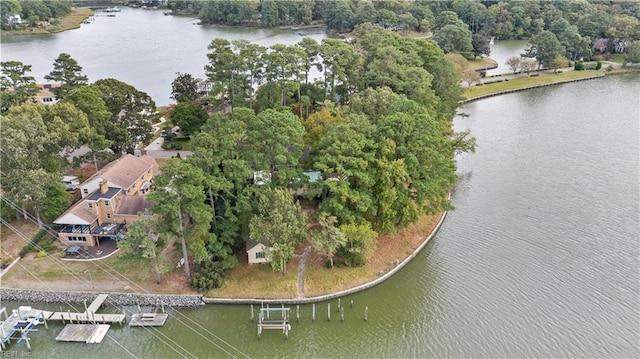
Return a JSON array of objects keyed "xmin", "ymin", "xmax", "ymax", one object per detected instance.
[
  {"xmin": 1, "ymin": 294, "xmax": 126, "ymax": 349},
  {"xmin": 55, "ymin": 324, "xmax": 110, "ymax": 343},
  {"xmin": 129, "ymin": 313, "xmax": 168, "ymax": 327},
  {"xmin": 257, "ymin": 305, "xmax": 291, "ymax": 339}
]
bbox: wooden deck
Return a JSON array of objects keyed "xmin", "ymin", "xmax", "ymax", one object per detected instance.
[
  {"xmin": 86, "ymin": 294, "xmax": 108, "ymax": 313},
  {"xmin": 129, "ymin": 313, "xmax": 168, "ymax": 327},
  {"xmin": 55, "ymin": 324, "xmax": 111, "ymax": 343}
]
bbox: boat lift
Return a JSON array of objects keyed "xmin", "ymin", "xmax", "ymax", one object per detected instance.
[{"xmin": 257, "ymin": 304, "xmax": 291, "ymax": 339}]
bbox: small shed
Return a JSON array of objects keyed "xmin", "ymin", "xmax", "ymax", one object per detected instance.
[{"xmin": 247, "ymin": 240, "xmax": 270, "ymax": 264}]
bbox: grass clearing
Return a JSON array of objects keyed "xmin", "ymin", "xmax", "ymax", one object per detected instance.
[
  {"xmin": 464, "ymin": 70, "xmax": 603, "ymax": 99},
  {"xmin": 0, "ymin": 7, "xmax": 92, "ymax": 36}
]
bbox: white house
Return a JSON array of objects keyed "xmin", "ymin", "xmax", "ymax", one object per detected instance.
[{"xmin": 247, "ymin": 240, "xmax": 271, "ymax": 264}]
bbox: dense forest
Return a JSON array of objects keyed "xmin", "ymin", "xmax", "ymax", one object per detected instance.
[
  {"xmin": 2, "ymin": 0, "xmax": 639, "ymax": 291},
  {"xmin": 167, "ymin": 0, "xmax": 640, "ymax": 42},
  {"xmin": 0, "ymin": 0, "xmax": 73, "ymax": 30}
]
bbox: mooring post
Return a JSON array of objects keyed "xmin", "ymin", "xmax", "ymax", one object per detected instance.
[
  {"xmin": 42, "ymin": 311, "xmax": 48, "ymax": 329},
  {"xmin": 338, "ymin": 298, "xmax": 341, "ymax": 312},
  {"xmin": 137, "ymin": 299, "xmax": 141, "ymax": 314},
  {"xmin": 296, "ymin": 305, "xmax": 300, "ymax": 322},
  {"xmin": 251, "ymin": 304, "xmax": 254, "ymax": 321},
  {"xmin": 350, "ymin": 300, "xmax": 353, "ymax": 308},
  {"xmin": 24, "ymin": 334, "xmax": 31, "ymax": 351},
  {"xmin": 267, "ymin": 304, "xmax": 270, "ymax": 319},
  {"xmin": 84, "ymin": 299, "xmax": 88, "ymax": 314},
  {"xmin": 364, "ymin": 306, "xmax": 368, "ymax": 321},
  {"xmin": 68, "ymin": 310, "xmax": 72, "ymax": 324},
  {"xmin": 328, "ymin": 303, "xmax": 331, "ymax": 321},
  {"xmin": 340, "ymin": 307, "xmax": 345, "ymax": 322},
  {"xmin": 312, "ymin": 303, "xmax": 316, "ymax": 322},
  {"xmin": 161, "ymin": 301, "xmax": 165, "ymax": 314}
]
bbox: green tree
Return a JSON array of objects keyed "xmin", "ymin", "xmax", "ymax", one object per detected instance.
[
  {"xmin": 549, "ymin": 55, "xmax": 569, "ymax": 73},
  {"xmin": 626, "ymin": 40, "xmax": 640, "ymax": 65},
  {"xmin": 170, "ymin": 101, "xmax": 209, "ymax": 134},
  {"xmin": 249, "ymin": 188, "xmax": 308, "ymax": 275},
  {"xmin": 434, "ymin": 23, "xmax": 474, "ymax": 59},
  {"xmin": 91, "ymin": 79, "xmax": 157, "ymax": 154},
  {"xmin": 1, "ymin": 0, "xmax": 22, "ymax": 29},
  {"xmin": 44, "ymin": 53, "xmax": 88, "ymax": 99},
  {"xmin": 246, "ymin": 109, "xmax": 305, "ymax": 187},
  {"xmin": 170, "ymin": 72, "xmax": 200, "ymax": 103},
  {"xmin": 523, "ymin": 30, "xmax": 564, "ymax": 69},
  {"xmin": 117, "ymin": 218, "xmax": 168, "ymax": 285},
  {"xmin": 471, "ymin": 33, "xmax": 491, "ymax": 59},
  {"xmin": 0, "ymin": 61, "xmax": 38, "ymax": 112},
  {"xmin": 339, "ymin": 222, "xmax": 377, "ymax": 266},
  {"xmin": 311, "ymin": 212, "xmax": 346, "ymax": 268},
  {"xmin": 325, "ymin": 0, "xmax": 354, "ymax": 32}
]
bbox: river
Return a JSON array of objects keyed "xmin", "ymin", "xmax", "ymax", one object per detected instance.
[{"xmin": 2, "ymin": 7, "xmax": 639, "ymax": 359}]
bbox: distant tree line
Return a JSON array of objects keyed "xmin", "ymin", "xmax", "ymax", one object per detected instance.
[{"xmin": 1, "ymin": 0, "xmax": 73, "ymax": 30}]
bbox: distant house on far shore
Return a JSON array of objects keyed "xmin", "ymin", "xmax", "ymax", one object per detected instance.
[{"xmin": 34, "ymin": 84, "xmax": 59, "ymax": 105}]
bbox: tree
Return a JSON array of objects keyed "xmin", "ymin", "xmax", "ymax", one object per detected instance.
[
  {"xmin": 1, "ymin": 0, "xmax": 22, "ymax": 30},
  {"xmin": 549, "ymin": 55, "xmax": 569, "ymax": 73},
  {"xmin": 311, "ymin": 213, "xmax": 346, "ymax": 268},
  {"xmin": 325, "ymin": 0, "xmax": 354, "ymax": 32},
  {"xmin": 117, "ymin": 218, "xmax": 168, "ymax": 285},
  {"xmin": 462, "ymin": 71, "xmax": 481, "ymax": 87},
  {"xmin": 170, "ymin": 101, "xmax": 209, "ymax": 134},
  {"xmin": 505, "ymin": 56, "xmax": 522, "ymax": 74},
  {"xmin": 170, "ymin": 72, "xmax": 200, "ymax": 103},
  {"xmin": 338, "ymin": 222, "xmax": 377, "ymax": 266},
  {"xmin": 149, "ymin": 158, "xmax": 215, "ymax": 280},
  {"xmin": 249, "ymin": 188, "xmax": 308, "ymax": 275},
  {"xmin": 91, "ymin": 79, "xmax": 157, "ymax": 154},
  {"xmin": 246, "ymin": 109, "xmax": 305, "ymax": 187},
  {"xmin": 44, "ymin": 53, "xmax": 88, "ymax": 99},
  {"xmin": 0, "ymin": 61, "xmax": 38, "ymax": 112},
  {"xmin": 434, "ymin": 23, "xmax": 474, "ymax": 59},
  {"xmin": 519, "ymin": 58, "xmax": 539, "ymax": 77},
  {"xmin": 523, "ymin": 31, "xmax": 564, "ymax": 69},
  {"xmin": 626, "ymin": 40, "xmax": 640, "ymax": 65},
  {"xmin": 471, "ymin": 33, "xmax": 491, "ymax": 59}
]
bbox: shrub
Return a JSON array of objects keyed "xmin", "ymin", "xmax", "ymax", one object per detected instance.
[
  {"xmin": 606, "ymin": 65, "xmax": 614, "ymax": 72},
  {"xmin": 574, "ymin": 62, "xmax": 585, "ymax": 70},
  {"xmin": 172, "ymin": 143, "xmax": 183, "ymax": 150},
  {"xmin": 190, "ymin": 261, "xmax": 226, "ymax": 291},
  {"xmin": 595, "ymin": 61, "xmax": 602, "ymax": 70},
  {"xmin": 19, "ymin": 229, "xmax": 48, "ymax": 258},
  {"xmin": 36, "ymin": 251, "xmax": 47, "ymax": 258}
]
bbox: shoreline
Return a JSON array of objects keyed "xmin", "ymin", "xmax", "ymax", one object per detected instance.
[{"xmin": 0, "ymin": 7, "xmax": 92, "ymax": 38}]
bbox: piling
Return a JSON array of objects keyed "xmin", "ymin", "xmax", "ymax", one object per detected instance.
[
  {"xmin": 338, "ymin": 298, "xmax": 341, "ymax": 311},
  {"xmin": 327, "ymin": 303, "xmax": 331, "ymax": 321},
  {"xmin": 340, "ymin": 307, "xmax": 344, "ymax": 322},
  {"xmin": 312, "ymin": 304, "xmax": 315, "ymax": 321},
  {"xmin": 296, "ymin": 305, "xmax": 299, "ymax": 322},
  {"xmin": 350, "ymin": 300, "xmax": 353, "ymax": 308},
  {"xmin": 364, "ymin": 306, "xmax": 368, "ymax": 321},
  {"xmin": 251, "ymin": 304, "xmax": 254, "ymax": 321}
]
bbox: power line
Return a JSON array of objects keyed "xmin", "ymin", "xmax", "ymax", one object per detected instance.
[{"xmin": 0, "ymin": 195, "xmax": 251, "ymax": 359}]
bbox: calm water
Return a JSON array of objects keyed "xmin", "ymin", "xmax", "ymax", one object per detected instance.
[{"xmin": 2, "ymin": 8, "xmax": 639, "ymax": 359}]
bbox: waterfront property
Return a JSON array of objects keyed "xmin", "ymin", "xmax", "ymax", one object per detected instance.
[{"xmin": 53, "ymin": 154, "xmax": 159, "ymax": 247}]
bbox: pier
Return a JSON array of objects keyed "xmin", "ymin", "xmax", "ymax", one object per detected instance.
[
  {"xmin": 1, "ymin": 294, "xmax": 126, "ymax": 349},
  {"xmin": 257, "ymin": 305, "xmax": 291, "ymax": 339}
]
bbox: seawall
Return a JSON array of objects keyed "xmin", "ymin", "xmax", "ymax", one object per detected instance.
[
  {"xmin": 203, "ymin": 206, "xmax": 449, "ymax": 305},
  {"xmin": 0, "ymin": 288, "xmax": 203, "ymax": 307}
]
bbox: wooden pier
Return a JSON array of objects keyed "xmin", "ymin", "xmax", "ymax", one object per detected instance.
[{"xmin": 48, "ymin": 294, "xmax": 125, "ymax": 325}]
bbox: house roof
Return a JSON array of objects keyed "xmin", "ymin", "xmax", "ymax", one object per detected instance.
[
  {"xmin": 117, "ymin": 195, "xmax": 153, "ymax": 215},
  {"xmin": 84, "ymin": 154, "xmax": 158, "ymax": 190},
  {"xmin": 86, "ymin": 187, "xmax": 121, "ymax": 201},
  {"xmin": 246, "ymin": 239, "xmax": 270, "ymax": 252},
  {"xmin": 53, "ymin": 201, "xmax": 98, "ymax": 225}
]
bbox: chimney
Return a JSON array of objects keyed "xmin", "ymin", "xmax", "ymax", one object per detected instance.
[{"xmin": 100, "ymin": 180, "xmax": 108, "ymax": 194}]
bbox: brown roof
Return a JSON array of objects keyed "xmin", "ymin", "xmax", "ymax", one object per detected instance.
[
  {"xmin": 53, "ymin": 200, "xmax": 98, "ymax": 225},
  {"xmin": 88, "ymin": 154, "xmax": 158, "ymax": 189},
  {"xmin": 117, "ymin": 195, "xmax": 153, "ymax": 215}
]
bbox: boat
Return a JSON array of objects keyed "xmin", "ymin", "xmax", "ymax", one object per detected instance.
[{"xmin": 164, "ymin": 10, "xmax": 172, "ymax": 16}]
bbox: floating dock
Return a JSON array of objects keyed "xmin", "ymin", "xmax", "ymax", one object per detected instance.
[
  {"xmin": 129, "ymin": 313, "xmax": 168, "ymax": 327},
  {"xmin": 55, "ymin": 324, "xmax": 110, "ymax": 343}
]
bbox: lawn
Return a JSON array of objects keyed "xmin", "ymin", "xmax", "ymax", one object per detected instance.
[
  {"xmin": 0, "ymin": 7, "xmax": 92, "ymax": 36},
  {"xmin": 464, "ymin": 70, "xmax": 604, "ymax": 99}
]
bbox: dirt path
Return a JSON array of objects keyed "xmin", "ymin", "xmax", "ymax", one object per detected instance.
[{"xmin": 296, "ymin": 246, "xmax": 311, "ymax": 299}]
